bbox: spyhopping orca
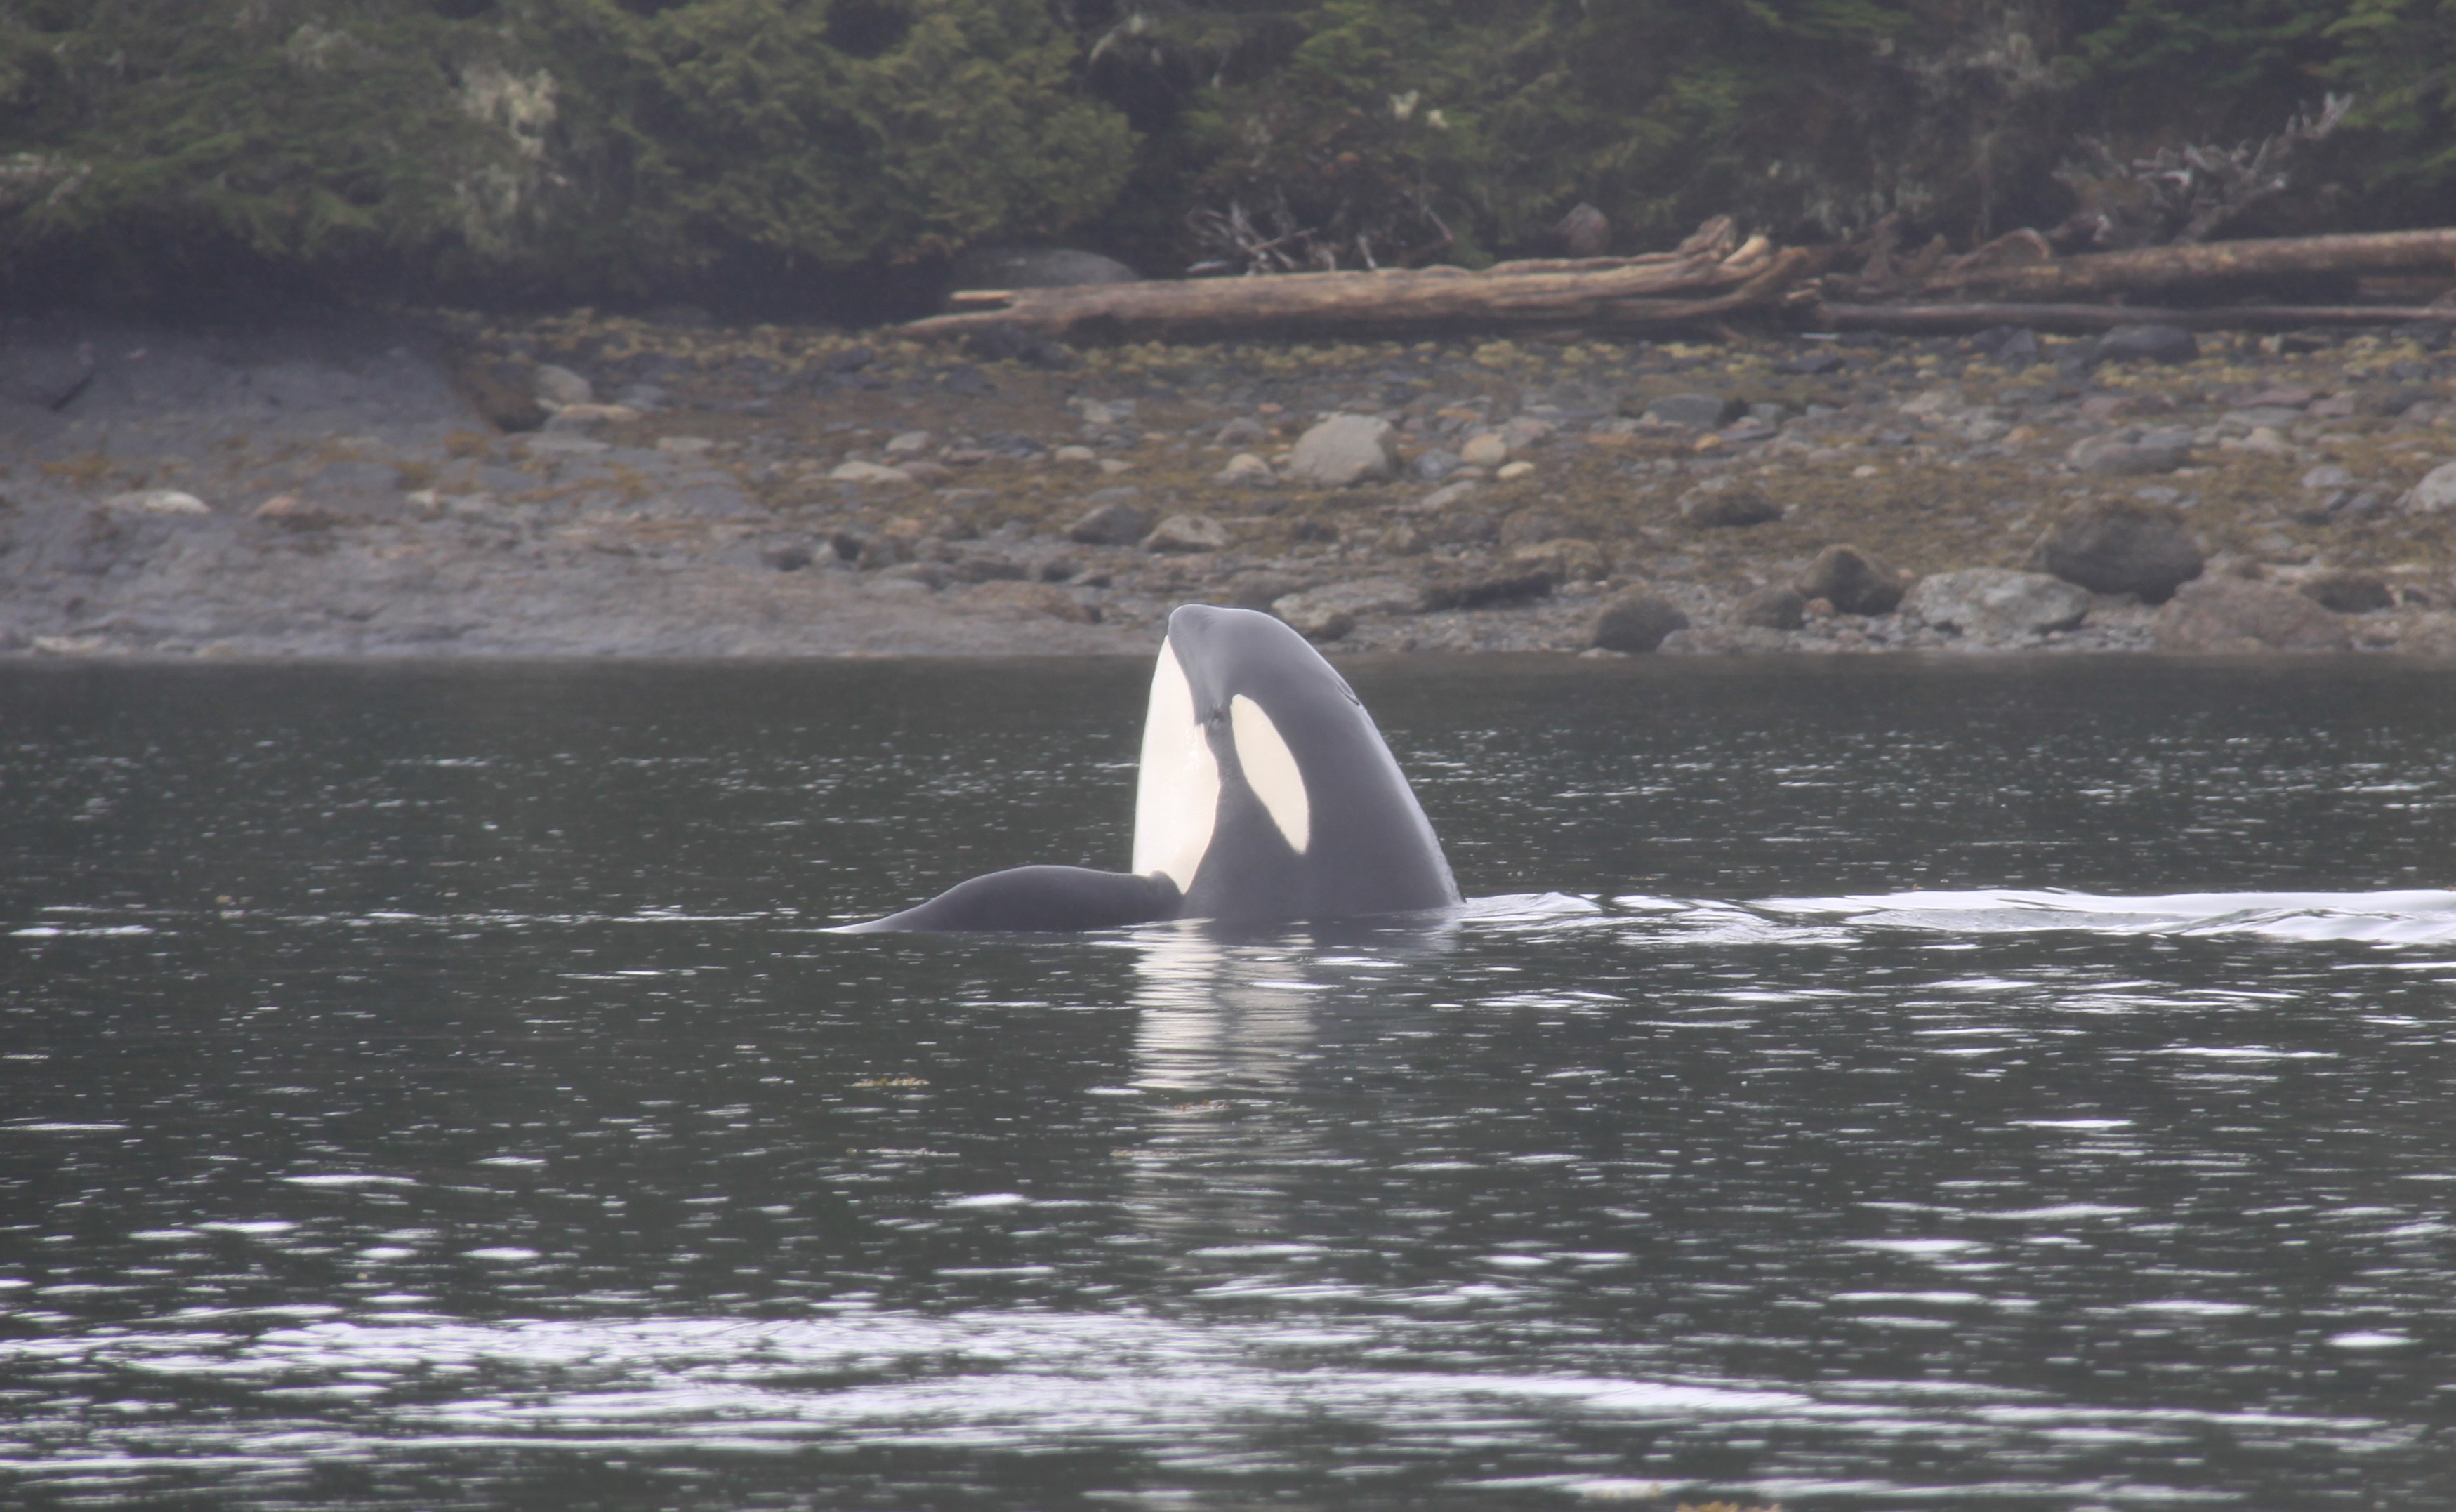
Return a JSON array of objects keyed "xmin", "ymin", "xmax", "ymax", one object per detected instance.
[{"xmin": 843, "ymin": 604, "xmax": 1460, "ymax": 931}]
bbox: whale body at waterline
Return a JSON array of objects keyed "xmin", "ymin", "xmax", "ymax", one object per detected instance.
[{"xmin": 842, "ymin": 604, "xmax": 1460, "ymax": 931}]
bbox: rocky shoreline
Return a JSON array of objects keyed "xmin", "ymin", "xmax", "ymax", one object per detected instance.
[{"xmin": 7, "ymin": 303, "xmax": 2456, "ymax": 660}]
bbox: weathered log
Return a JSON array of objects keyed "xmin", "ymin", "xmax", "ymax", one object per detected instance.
[
  {"xmin": 1923, "ymin": 227, "xmax": 2456, "ymax": 300},
  {"xmin": 1819, "ymin": 300, "xmax": 2456, "ymax": 334},
  {"xmin": 912, "ymin": 221, "xmax": 2456, "ymax": 347},
  {"xmin": 904, "ymin": 241, "xmax": 1811, "ymax": 343}
]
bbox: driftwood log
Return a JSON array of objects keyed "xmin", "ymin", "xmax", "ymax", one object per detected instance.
[
  {"xmin": 1913, "ymin": 227, "xmax": 2456, "ymax": 302},
  {"xmin": 899, "ymin": 221, "xmax": 2456, "ymax": 347},
  {"xmin": 904, "ymin": 218, "xmax": 1816, "ymax": 343},
  {"xmin": 1822, "ymin": 302, "xmax": 2456, "ymax": 335}
]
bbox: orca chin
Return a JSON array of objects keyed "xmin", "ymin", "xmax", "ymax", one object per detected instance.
[{"xmin": 842, "ymin": 604, "xmax": 1461, "ymax": 933}]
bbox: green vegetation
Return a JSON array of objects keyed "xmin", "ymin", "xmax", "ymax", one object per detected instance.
[
  {"xmin": 2, "ymin": 0, "xmax": 2452, "ymax": 303},
  {"xmin": 0, "ymin": 0, "xmax": 1133, "ymax": 300}
]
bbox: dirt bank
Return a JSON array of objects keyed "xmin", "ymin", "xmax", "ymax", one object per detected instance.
[{"xmin": 7, "ymin": 304, "xmax": 2456, "ymax": 658}]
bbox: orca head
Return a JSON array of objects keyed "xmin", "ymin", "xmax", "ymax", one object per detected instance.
[{"xmin": 1131, "ymin": 604, "xmax": 1459, "ymax": 925}]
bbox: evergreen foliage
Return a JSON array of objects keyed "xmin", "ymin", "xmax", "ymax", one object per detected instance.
[
  {"xmin": 0, "ymin": 0, "xmax": 1133, "ymax": 298},
  {"xmin": 4, "ymin": 0, "xmax": 2455, "ymax": 300}
]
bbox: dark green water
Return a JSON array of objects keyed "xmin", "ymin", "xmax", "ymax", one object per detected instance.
[{"xmin": 4, "ymin": 656, "xmax": 2455, "ymax": 1510}]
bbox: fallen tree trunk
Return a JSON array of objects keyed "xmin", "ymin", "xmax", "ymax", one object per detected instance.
[
  {"xmin": 904, "ymin": 223, "xmax": 1816, "ymax": 343},
  {"xmin": 1918, "ymin": 227, "xmax": 2456, "ymax": 301},
  {"xmin": 1821, "ymin": 300, "xmax": 2456, "ymax": 334},
  {"xmin": 906, "ymin": 222, "xmax": 2456, "ymax": 347}
]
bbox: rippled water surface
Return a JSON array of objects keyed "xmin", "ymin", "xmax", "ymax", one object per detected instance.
[{"xmin": 5, "ymin": 656, "xmax": 2455, "ymax": 1510}]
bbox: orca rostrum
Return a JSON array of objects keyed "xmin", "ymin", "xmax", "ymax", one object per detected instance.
[{"xmin": 843, "ymin": 604, "xmax": 1460, "ymax": 931}]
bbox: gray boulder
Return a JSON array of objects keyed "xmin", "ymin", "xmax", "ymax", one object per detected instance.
[
  {"xmin": 2025, "ymin": 498, "xmax": 2203, "ymax": 602},
  {"xmin": 2396, "ymin": 612, "xmax": 2456, "ymax": 656},
  {"xmin": 2092, "ymin": 324, "xmax": 2200, "ymax": 365},
  {"xmin": 1222, "ymin": 571, "xmax": 1312, "ymax": 611},
  {"xmin": 2153, "ymin": 578, "xmax": 2352, "ymax": 653},
  {"xmin": 2298, "ymin": 570, "xmax": 2393, "ymax": 614},
  {"xmin": 1064, "ymin": 493, "xmax": 1151, "ymax": 545},
  {"xmin": 2066, "ymin": 428, "xmax": 2191, "ymax": 476},
  {"xmin": 1592, "ymin": 592, "xmax": 1691, "ymax": 652},
  {"xmin": 1280, "ymin": 577, "xmax": 1422, "ymax": 620},
  {"xmin": 533, "ymin": 364, "xmax": 594, "ymax": 408},
  {"xmin": 1734, "ymin": 585, "xmax": 1806, "ymax": 630},
  {"xmin": 1269, "ymin": 591, "xmax": 1356, "ymax": 642},
  {"xmin": 1970, "ymin": 325, "xmax": 2042, "ymax": 365},
  {"xmin": 1287, "ymin": 414, "xmax": 1400, "ymax": 487},
  {"xmin": 1677, "ymin": 479, "xmax": 1783, "ymax": 528},
  {"xmin": 1419, "ymin": 565, "xmax": 1554, "ymax": 611},
  {"xmin": 0, "ymin": 339, "xmax": 95, "ymax": 409},
  {"xmin": 1498, "ymin": 507, "xmax": 1571, "ymax": 548},
  {"xmin": 2400, "ymin": 460, "xmax": 2456, "ymax": 513},
  {"xmin": 1641, "ymin": 392, "xmax": 1746, "ymax": 428},
  {"xmin": 1902, "ymin": 568, "xmax": 2090, "ymax": 642},
  {"xmin": 1797, "ymin": 544, "xmax": 1907, "ymax": 616},
  {"xmin": 1143, "ymin": 512, "xmax": 1229, "ymax": 553}
]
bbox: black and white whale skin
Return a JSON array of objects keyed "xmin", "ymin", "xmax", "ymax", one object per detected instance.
[{"xmin": 843, "ymin": 604, "xmax": 1460, "ymax": 931}]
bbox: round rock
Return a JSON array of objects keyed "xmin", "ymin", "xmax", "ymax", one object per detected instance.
[
  {"xmin": 962, "ymin": 579, "xmax": 1098, "ymax": 623},
  {"xmin": 1796, "ymin": 544, "xmax": 1906, "ymax": 616},
  {"xmin": 2066, "ymin": 430, "xmax": 2192, "ymax": 476},
  {"xmin": 2092, "ymin": 324, "xmax": 2200, "ymax": 365},
  {"xmin": 533, "ymin": 364, "xmax": 595, "ymax": 408},
  {"xmin": 1287, "ymin": 414, "xmax": 1400, "ymax": 488},
  {"xmin": 105, "ymin": 489, "xmax": 211, "ymax": 516},
  {"xmin": 1734, "ymin": 585, "xmax": 1806, "ymax": 630},
  {"xmin": 1901, "ymin": 568, "xmax": 2090, "ymax": 643},
  {"xmin": 1269, "ymin": 591, "xmax": 1356, "ymax": 642},
  {"xmin": 1064, "ymin": 495, "xmax": 1152, "ymax": 545},
  {"xmin": 2152, "ymin": 578, "xmax": 2352, "ymax": 653},
  {"xmin": 1642, "ymin": 393, "xmax": 1745, "ymax": 428},
  {"xmin": 1143, "ymin": 512, "xmax": 1229, "ymax": 553},
  {"xmin": 1460, "ymin": 432, "xmax": 1510, "ymax": 467},
  {"xmin": 1677, "ymin": 479, "xmax": 1783, "ymax": 529},
  {"xmin": 1508, "ymin": 538, "xmax": 1609, "ymax": 583},
  {"xmin": 2297, "ymin": 570, "xmax": 2393, "ymax": 614},
  {"xmin": 1498, "ymin": 507, "xmax": 1570, "ymax": 548},
  {"xmin": 2400, "ymin": 460, "xmax": 2456, "ymax": 513},
  {"xmin": 253, "ymin": 494, "xmax": 345, "ymax": 530},
  {"xmin": 2024, "ymin": 498, "xmax": 2204, "ymax": 602},
  {"xmin": 1592, "ymin": 592, "xmax": 1690, "ymax": 653}
]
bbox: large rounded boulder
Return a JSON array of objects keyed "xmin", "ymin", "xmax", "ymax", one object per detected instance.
[{"xmin": 2023, "ymin": 498, "xmax": 2204, "ymax": 602}]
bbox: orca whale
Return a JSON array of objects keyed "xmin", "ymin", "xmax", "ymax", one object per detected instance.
[{"xmin": 843, "ymin": 604, "xmax": 1460, "ymax": 931}]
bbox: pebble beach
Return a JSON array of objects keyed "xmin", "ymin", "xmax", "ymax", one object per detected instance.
[{"xmin": 7, "ymin": 303, "xmax": 2456, "ymax": 659}]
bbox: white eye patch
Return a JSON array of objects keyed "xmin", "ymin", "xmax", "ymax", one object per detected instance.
[
  {"xmin": 1229, "ymin": 694, "xmax": 1309, "ymax": 854},
  {"xmin": 1131, "ymin": 638, "xmax": 1221, "ymax": 890}
]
